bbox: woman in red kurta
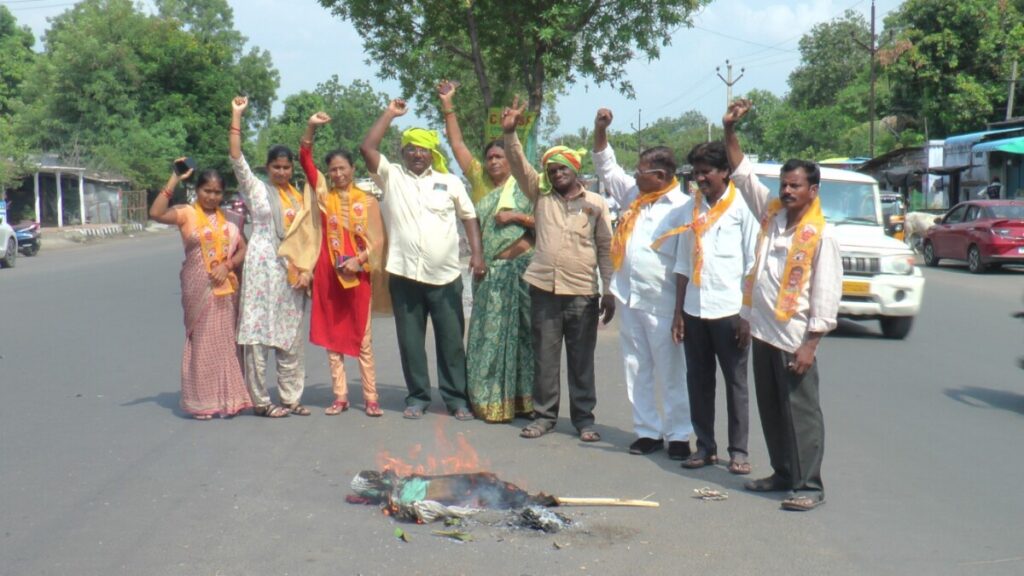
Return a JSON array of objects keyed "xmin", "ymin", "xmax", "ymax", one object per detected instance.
[{"xmin": 295, "ymin": 112, "xmax": 388, "ymax": 416}]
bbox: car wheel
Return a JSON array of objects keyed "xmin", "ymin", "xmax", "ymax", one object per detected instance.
[
  {"xmin": 24, "ymin": 242, "xmax": 39, "ymax": 257},
  {"xmin": 880, "ymin": 316, "xmax": 913, "ymax": 339},
  {"xmin": 1, "ymin": 237, "xmax": 16, "ymax": 268},
  {"xmin": 922, "ymin": 241, "xmax": 939, "ymax": 267},
  {"xmin": 967, "ymin": 244, "xmax": 986, "ymax": 274}
]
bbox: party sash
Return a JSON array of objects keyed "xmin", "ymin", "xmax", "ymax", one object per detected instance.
[
  {"xmin": 278, "ymin": 184, "xmax": 302, "ymax": 285},
  {"xmin": 611, "ymin": 178, "xmax": 678, "ymax": 270},
  {"xmin": 323, "ymin": 185, "xmax": 371, "ymax": 289},
  {"xmin": 193, "ymin": 204, "xmax": 238, "ymax": 296},
  {"xmin": 652, "ymin": 181, "xmax": 736, "ymax": 285},
  {"xmin": 742, "ymin": 197, "xmax": 825, "ymax": 322}
]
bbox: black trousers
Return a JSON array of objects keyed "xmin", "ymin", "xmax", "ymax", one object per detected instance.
[
  {"xmin": 751, "ymin": 338, "xmax": 825, "ymax": 496},
  {"xmin": 682, "ymin": 312, "xmax": 749, "ymax": 458},
  {"xmin": 530, "ymin": 287, "xmax": 599, "ymax": 430}
]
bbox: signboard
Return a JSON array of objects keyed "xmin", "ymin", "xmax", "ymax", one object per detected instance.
[
  {"xmin": 484, "ymin": 107, "xmax": 536, "ymax": 142},
  {"xmin": 0, "ymin": 199, "xmax": 7, "ymax": 222}
]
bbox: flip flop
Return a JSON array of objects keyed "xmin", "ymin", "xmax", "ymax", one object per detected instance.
[
  {"xmin": 520, "ymin": 422, "xmax": 552, "ymax": 438},
  {"xmin": 781, "ymin": 496, "xmax": 825, "ymax": 511},
  {"xmin": 579, "ymin": 428, "xmax": 601, "ymax": 442},
  {"xmin": 728, "ymin": 460, "xmax": 752, "ymax": 475},
  {"xmin": 403, "ymin": 406, "xmax": 425, "ymax": 420}
]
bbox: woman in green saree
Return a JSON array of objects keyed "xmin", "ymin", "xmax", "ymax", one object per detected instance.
[{"xmin": 438, "ymin": 81, "xmax": 535, "ymax": 422}]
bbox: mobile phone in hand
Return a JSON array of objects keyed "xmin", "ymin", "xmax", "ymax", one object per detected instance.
[{"xmin": 173, "ymin": 157, "xmax": 197, "ymax": 177}]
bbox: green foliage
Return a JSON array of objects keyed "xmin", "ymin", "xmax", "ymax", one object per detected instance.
[
  {"xmin": 254, "ymin": 77, "xmax": 400, "ymax": 179},
  {"xmin": 0, "ymin": 5, "xmax": 35, "ymax": 116},
  {"xmin": 14, "ymin": 0, "xmax": 279, "ymax": 189},
  {"xmin": 881, "ymin": 0, "xmax": 1024, "ymax": 136},
  {"xmin": 787, "ymin": 10, "xmax": 871, "ymax": 110},
  {"xmin": 318, "ymin": 0, "xmax": 710, "ymax": 151}
]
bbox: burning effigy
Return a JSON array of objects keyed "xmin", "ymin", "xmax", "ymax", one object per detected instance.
[{"xmin": 352, "ymin": 428, "xmax": 658, "ymax": 525}]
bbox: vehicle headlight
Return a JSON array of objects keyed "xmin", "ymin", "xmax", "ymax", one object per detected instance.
[{"xmin": 879, "ymin": 254, "xmax": 915, "ymax": 275}]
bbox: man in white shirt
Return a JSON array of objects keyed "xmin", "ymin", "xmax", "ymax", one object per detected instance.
[
  {"xmin": 360, "ymin": 98, "xmax": 486, "ymax": 421},
  {"xmin": 592, "ymin": 108, "xmax": 693, "ymax": 459},
  {"xmin": 661, "ymin": 141, "xmax": 758, "ymax": 474},
  {"xmin": 724, "ymin": 98, "xmax": 842, "ymax": 512}
]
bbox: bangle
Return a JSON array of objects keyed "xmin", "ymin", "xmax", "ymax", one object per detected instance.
[
  {"xmin": 161, "ymin": 188, "xmax": 174, "ymax": 199},
  {"xmin": 229, "ymin": 126, "xmax": 242, "ymax": 134},
  {"xmin": 442, "ymin": 108, "xmax": 454, "ymax": 115},
  {"xmin": 300, "ymin": 138, "xmax": 313, "ymax": 147}
]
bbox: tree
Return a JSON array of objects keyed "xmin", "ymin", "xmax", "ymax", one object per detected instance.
[
  {"xmin": 318, "ymin": 0, "xmax": 710, "ymax": 151},
  {"xmin": 0, "ymin": 6, "xmax": 35, "ymax": 185},
  {"xmin": 787, "ymin": 10, "xmax": 871, "ymax": 110},
  {"xmin": 255, "ymin": 77, "xmax": 400, "ymax": 178},
  {"xmin": 15, "ymin": 0, "xmax": 279, "ymax": 188},
  {"xmin": 881, "ymin": 0, "xmax": 1024, "ymax": 136}
]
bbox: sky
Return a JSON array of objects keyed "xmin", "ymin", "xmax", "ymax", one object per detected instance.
[{"xmin": 6, "ymin": 0, "xmax": 903, "ymax": 135}]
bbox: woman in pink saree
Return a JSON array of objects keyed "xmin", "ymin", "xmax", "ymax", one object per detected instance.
[{"xmin": 150, "ymin": 163, "xmax": 252, "ymax": 419}]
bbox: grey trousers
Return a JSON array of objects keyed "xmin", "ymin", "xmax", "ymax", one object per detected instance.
[
  {"xmin": 751, "ymin": 338, "xmax": 825, "ymax": 497},
  {"xmin": 682, "ymin": 312, "xmax": 749, "ymax": 459},
  {"xmin": 530, "ymin": 287, "xmax": 599, "ymax": 430},
  {"xmin": 243, "ymin": 336, "xmax": 305, "ymax": 407}
]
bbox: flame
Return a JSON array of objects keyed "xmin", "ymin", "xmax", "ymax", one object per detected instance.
[{"xmin": 376, "ymin": 420, "xmax": 487, "ymax": 476}]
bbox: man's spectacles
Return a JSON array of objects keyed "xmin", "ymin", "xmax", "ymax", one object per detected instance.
[{"xmin": 634, "ymin": 168, "xmax": 665, "ymax": 177}]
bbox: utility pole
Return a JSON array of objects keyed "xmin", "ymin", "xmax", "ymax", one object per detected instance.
[
  {"xmin": 716, "ymin": 60, "xmax": 745, "ymax": 108},
  {"xmin": 1007, "ymin": 60, "xmax": 1018, "ymax": 120},
  {"xmin": 630, "ymin": 109, "xmax": 647, "ymax": 156},
  {"xmin": 853, "ymin": 0, "xmax": 878, "ymax": 157}
]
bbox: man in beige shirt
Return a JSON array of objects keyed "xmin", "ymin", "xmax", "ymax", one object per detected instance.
[
  {"xmin": 502, "ymin": 100, "xmax": 614, "ymax": 442},
  {"xmin": 724, "ymin": 99, "xmax": 841, "ymax": 512},
  {"xmin": 360, "ymin": 98, "xmax": 485, "ymax": 421}
]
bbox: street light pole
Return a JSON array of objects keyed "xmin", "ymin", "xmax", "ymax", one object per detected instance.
[{"xmin": 716, "ymin": 60, "xmax": 745, "ymax": 108}]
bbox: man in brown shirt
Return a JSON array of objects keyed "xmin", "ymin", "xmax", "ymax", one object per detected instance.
[{"xmin": 502, "ymin": 99, "xmax": 615, "ymax": 442}]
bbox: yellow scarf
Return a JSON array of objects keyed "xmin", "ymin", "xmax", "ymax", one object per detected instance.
[
  {"xmin": 611, "ymin": 178, "xmax": 678, "ymax": 270},
  {"xmin": 652, "ymin": 181, "xmax": 737, "ymax": 285},
  {"xmin": 193, "ymin": 204, "xmax": 238, "ymax": 296},
  {"xmin": 324, "ymin": 185, "xmax": 371, "ymax": 289},
  {"xmin": 742, "ymin": 197, "xmax": 826, "ymax": 322},
  {"xmin": 278, "ymin": 184, "xmax": 302, "ymax": 285}
]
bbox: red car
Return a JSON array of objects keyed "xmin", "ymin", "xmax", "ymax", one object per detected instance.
[{"xmin": 923, "ymin": 200, "xmax": 1024, "ymax": 273}]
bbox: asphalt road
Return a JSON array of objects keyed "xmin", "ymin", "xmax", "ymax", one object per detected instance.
[{"xmin": 1, "ymin": 232, "xmax": 1022, "ymax": 576}]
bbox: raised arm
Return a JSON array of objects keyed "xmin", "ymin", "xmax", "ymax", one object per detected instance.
[
  {"xmin": 149, "ymin": 161, "xmax": 192, "ymax": 226},
  {"xmin": 360, "ymin": 98, "xmax": 407, "ymax": 175},
  {"xmin": 723, "ymin": 99, "xmax": 771, "ymax": 217},
  {"xmin": 591, "ymin": 108, "xmax": 636, "ymax": 204},
  {"xmin": 437, "ymin": 81, "xmax": 475, "ymax": 175},
  {"xmin": 501, "ymin": 97, "xmax": 538, "ymax": 201},
  {"xmin": 229, "ymin": 96, "xmax": 247, "ymax": 161},
  {"xmin": 300, "ymin": 112, "xmax": 331, "ymax": 189}
]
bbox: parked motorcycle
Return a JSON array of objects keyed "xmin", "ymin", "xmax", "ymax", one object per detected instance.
[{"xmin": 13, "ymin": 221, "xmax": 41, "ymax": 256}]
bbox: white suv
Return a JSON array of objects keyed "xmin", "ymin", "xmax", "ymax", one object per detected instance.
[
  {"xmin": 0, "ymin": 199, "xmax": 16, "ymax": 269},
  {"xmin": 752, "ymin": 164, "xmax": 924, "ymax": 339}
]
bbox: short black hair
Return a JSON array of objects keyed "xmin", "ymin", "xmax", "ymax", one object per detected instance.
[
  {"xmin": 639, "ymin": 146, "xmax": 677, "ymax": 176},
  {"xmin": 266, "ymin": 145, "xmax": 294, "ymax": 165},
  {"xmin": 780, "ymin": 159, "xmax": 820, "ymax": 186},
  {"xmin": 686, "ymin": 141, "xmax": 729, "ymax": 172},
  {"xmin": 323, "ymin": 149, "xmax": 355, "ymax": 168}
]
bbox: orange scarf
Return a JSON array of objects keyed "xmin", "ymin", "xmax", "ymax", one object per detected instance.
[
  {"xmin": 193, "ymin": 204, "xmax": 238, "ymax": 296},
  {"xmin": 610, "ymin": 178, "xmax": 678, "ymax": 270},
  {"xmin": 278, "ymin": 184, "xmax": 302, "ymax": 285},
  {"xmin": 324, "ymin": 185, "xmax": 371, "ymax": 289},
  {"xmin": 742, "ymin": 197, "xmax": 825, "ymax": 322},
  {"xmin": 652, "ymin": 181, "xmax": 737, "ymax": 285}
]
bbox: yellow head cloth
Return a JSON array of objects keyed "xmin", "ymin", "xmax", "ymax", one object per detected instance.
[
  {"xmin": 401, "ymin": 128, "xmax": 448, "ymax": 174},
  {"xmin": 539, "ymin": 145, "xmax": 587, "ymax": 193}
]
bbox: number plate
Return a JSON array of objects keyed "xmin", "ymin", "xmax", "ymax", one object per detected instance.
[{"xmin": 842, "ymin": 280, "xmax": 871, "ymax": 296}]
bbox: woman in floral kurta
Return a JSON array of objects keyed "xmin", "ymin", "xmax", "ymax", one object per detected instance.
[{"xmin": 229, "ymin": 96, "xmax": 310, "ymax": 418}]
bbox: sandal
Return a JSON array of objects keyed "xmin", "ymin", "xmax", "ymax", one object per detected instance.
[
  {"xmin": 520, "ymin": 422, "xmax": 553, "ymax": 439},
  {"xmin": 452, "ymin": 408, "xmax": 474, "ymax": 421},
  {"xmin": 365, "ymin": 401, "xmax": 383, "ymax": 417},
  {"xmin": 325, "ymin": 399, "xmax": 349, "ymax": 415},
  {"xmin": 728, "ymin": 460, "xmax": 752, "ymax": 475},
  {"xmin": 193, "ymin": 414, "xmax": 213, "ymax": 421},
  {"xmin": 253, "ymin": 404, "xmax": 290, "ymax": 418},
  {"xmin": 781, "ymin": 495, "xmax": 825, "ymax": 511},
  {"xmin": 744, "ymin": 475, "xmax": 789, "ymax": 492},
  {"xmin": 579, "ymin": 428, "xmax": 601, "ymax": 443},
  {"xmin": 680, "ymin": 453, "xmax": 718, "ymax": 469},
  {"xmin": 283, "ymin": 403, "xmax": 311, "ymax": 416},
  {"xmin": 402, "ymin": 406, "xmax": 425, "ymax": 420}
]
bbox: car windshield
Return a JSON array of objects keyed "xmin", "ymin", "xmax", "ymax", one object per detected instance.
[
  {"xmin": 989, "ymin": 204, "xmax": 1024, "ymax": 220},
  {"xmin": 880, "ymin": 197, "xmax": 905, "ymax": 217},
  {"xmin": 758, "ymin": 175, "xmax": 880, "ymax": 225}
]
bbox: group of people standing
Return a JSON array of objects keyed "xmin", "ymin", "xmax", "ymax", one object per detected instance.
[{"xmin": 151, "ymin": 89, "xmax": 840, "ymax": 512}]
